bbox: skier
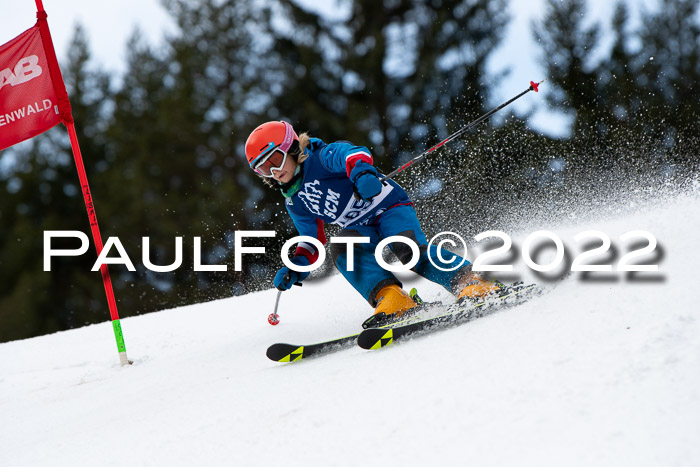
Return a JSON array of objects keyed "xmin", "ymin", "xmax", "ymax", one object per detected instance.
[{"xmin": 244, "ymin": 120, "xmax": 501, "ymax": 322}]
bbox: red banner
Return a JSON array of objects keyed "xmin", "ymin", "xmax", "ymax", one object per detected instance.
[{"xmin": 0, "ymin": 24, "xmax": 63, "ymax": 151}]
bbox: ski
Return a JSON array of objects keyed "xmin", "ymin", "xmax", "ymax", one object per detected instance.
[
  {"xmin": 267, "ymin": 283, "xmax": 550, "ymax": 361},
  {"xmin": 265, "ymin": 288, "xmax": 434, "ymax": 362},
  {"xmin": 264, "ymin": 304, "xmax": 434, "ymax": 362},
  {"xmin": 266, "ymin": 333, "xmax": 361, "ymax": 362},
  {"xmin": 357, "ymin": 284, "xmax": 540, "ymax": 350}
]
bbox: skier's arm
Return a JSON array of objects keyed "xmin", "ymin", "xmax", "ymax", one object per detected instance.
[
  {"xmin": 285, "ymin": 203, "xmax": 326, "ymax": 265},
  {"xmin": 319, "ymin": 142, "xmax": 383, "ymax": 201},
  {"xmin": 319, "ymin": 141, "xmax": 374, "ymax": 177},
  {"xmin": 273, "ymin": 205, "xmax": 326, "ymax": 291}
]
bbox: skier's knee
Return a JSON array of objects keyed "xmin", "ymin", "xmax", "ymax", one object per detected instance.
[
  {"xmin": 330, "ymin": 228, "xmax": 362, "ymax": 265},
  {"xmin": 391, "ymin": 230, "xmax": 427, "ymax": 265}
]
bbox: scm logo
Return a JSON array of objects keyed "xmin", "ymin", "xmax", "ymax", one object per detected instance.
[{"xmin": 0, "ymin": 55, "xmax": 43, "ymax": 91}]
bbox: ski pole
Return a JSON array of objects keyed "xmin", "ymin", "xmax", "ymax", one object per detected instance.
[
  {"xmin": 268, "ymin": 290, "xmax": 282, "ymax": 325},
  {"xmin": 268, "ymin": 272, "xmax": 302, "ymax": 325},
  {"xmin": 381, "ymin": 80, "xmax": 545, "ymax": 182}
]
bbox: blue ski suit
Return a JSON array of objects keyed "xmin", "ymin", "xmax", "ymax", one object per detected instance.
[{"xmin": 284, "ymin": 137, "xmax": 470, "ymax": 306}]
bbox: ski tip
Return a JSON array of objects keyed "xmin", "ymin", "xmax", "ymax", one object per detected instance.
[
  {"xmin": 266, "ymin": 343, "xmax": 304, "ymax": 362},
  {"xmin": 358, "ymin": 328, "xmax": 394, "ymax": 350}
]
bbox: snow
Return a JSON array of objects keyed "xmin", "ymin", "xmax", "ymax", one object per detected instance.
[{"xmin": 1, "ymin": 189, "xmax": 700, "ymax": 466}]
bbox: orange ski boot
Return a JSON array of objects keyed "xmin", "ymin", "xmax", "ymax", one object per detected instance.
[
  {"xmin": 455, "ymin": 273, "xmax": 502, "ymax": 302},
  {"xmin": 374, "ymin": 284, "xmax": 419, "ymax": 317},
  {"xmin": 362, "ymin": 284, "xmax": 420, "ymax": 328}
]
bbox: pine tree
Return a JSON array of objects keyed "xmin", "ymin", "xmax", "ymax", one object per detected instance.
[
  {"xmin": 533, "ymin": 0, "xmax": 603, "ymax": 137},
  {"xmin": 635, "ymin": 0, "xmax": 700, "ymax": 166}
]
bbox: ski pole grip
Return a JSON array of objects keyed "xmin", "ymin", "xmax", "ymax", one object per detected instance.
[{"xmin": 284, "ymin": 272, "xmax": 303, "ymax": 288}]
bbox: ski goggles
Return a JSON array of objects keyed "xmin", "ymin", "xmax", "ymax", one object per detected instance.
[{"xmin": 252, "ymin": 145, "xmax": 288, "ymax": 178}]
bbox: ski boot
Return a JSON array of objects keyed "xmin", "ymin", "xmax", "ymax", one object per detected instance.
[
  {"xmin": 362, "ymin": 284, "xmax": 421, "ymax": 329},
  {"xmin": 455, "ymin": 273, "xmax": 504, "ymax": 304}
]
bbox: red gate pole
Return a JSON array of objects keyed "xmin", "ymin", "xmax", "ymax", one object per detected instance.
[{"xmin": 35, "ymin": 0, "xmax": 130, "ymax": 366}]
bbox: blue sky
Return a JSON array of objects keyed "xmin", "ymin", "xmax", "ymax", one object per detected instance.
[{"xmin": 1, "ymin": 0, "xmax": 657, "ymax": 138}]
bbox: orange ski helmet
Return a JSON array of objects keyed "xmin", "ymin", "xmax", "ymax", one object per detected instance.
[{"xmin": 245, "ymin": 121, "xmax": 298, "ymax": 170}]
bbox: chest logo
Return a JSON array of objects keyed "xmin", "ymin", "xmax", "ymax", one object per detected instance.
[{"xmin": 298, "ymin": 180, "xmax": 342, "ymax": 220}]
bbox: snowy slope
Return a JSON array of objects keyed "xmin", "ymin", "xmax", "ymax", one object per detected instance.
[{"xmin": 1, "ymin": 189, "xmax": 700, "ymax": 467}]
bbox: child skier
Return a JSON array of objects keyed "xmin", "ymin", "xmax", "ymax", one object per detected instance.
[{"xmin": 244, "ymin": 120, "xmax": 501, "ymax": 321}]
